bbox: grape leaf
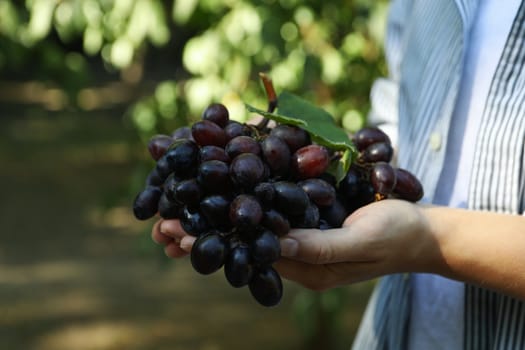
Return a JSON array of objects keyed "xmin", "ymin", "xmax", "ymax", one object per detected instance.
[{"xmin": 245, "ymin": 91, "xmax": 357, "ymax": 182}]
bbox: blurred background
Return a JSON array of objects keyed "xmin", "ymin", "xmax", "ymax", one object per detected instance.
[{"xmin": 0, "ymin": 0, "xmax": 388, "ymax": 349}]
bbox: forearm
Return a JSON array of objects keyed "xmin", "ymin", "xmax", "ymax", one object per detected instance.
[{"xmin": 424, "ymin": 206, "xmax": 525, "ymax": 300}]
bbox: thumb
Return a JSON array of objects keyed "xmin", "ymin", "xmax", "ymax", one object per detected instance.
[{"xmin": 279, "ymin": 226, "xmax": 374, "ymax": 265}]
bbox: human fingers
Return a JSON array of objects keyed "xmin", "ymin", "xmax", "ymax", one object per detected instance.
[
  {"xmin": 151, "ymin": 219, "xmax": 173, "ymax": 245},
  {"xmin": 279, "ymin": 227, "xmax": 379, "ymax": 265},
  {"xmin": 164, "ymin": 241, "xmax": 189, "ymax": 258},
  {"xmin": 180, "ymin": 235, "xmax": 196, "ymax": 253},
  {"xmin": 274, "ymin": 258, "xmax": 379, "ymax": 291},
  {"xmin": 159, "ymin": 219, "xmax": 190, "ymax": 240}
]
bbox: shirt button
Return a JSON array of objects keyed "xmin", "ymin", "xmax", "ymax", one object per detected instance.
[{"xmin": 429, "ymin": 132, "xmax": 442, "ymax": 151}]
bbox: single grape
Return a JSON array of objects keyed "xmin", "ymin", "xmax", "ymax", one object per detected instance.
[
  {"xmin": 155, "ymin": 154, "xmax": 174, "ymax": 181},
  {"xmin": 347, "ymin": 182, "xmax": 376, "ymax": 213},
  {"xmin": 224, "ymin": 121, "xmax": 249, "ymax": 141},
  {"xmin": 180, "ymin": 206, "xmax": 210, "ymax": 236},
  {"xmin": 298, "ymin": 178, "xmax": 336, "ymax": 207},
  {"xmin": 190, "ymin": 233, "xmax": 228, "ymax": 275},
  {"xmin": 254, "ymin": 182, "xmax": 275, "ymax": 208},
  {"xmin": 251, "ymin": 230, "xmax": 281, "ymax": 265},
  {"xmin": 165, "ymin": 140, "xmax": 200, "ymax": 178},
  {"xmin": 319, "ymin": 196, "xmax": 349, "ymax": 228},
  {"xmin": 289, "ymin": 203, "xmax": 320, "ymax": 228},
  {"xmin": 270, "ymin": 125, "xmax": 311, "ymax": 152},
  {"xmin": 197, "ymin": 160, "xmax": 231, "ymax": 193},
  {"xmin": 262, "ymin": 209, "xmax": 290, "ymax": 237},
  {"xmin": 200, "ymin": 195, "xmax": 231, "ymax": 229},
  {"xmin": 338, "ymin": 167, "xmax": 360, "ymax": 199},
  {"xmin": 229, "ymin": 194, "xmax": 263, "ymax": 230},
  {"xmin": 224, "ymin": 244, "xmax": 254, "ymax": 288},
  {"xmin": 261, "ymin": 135, "xmax": 291, "ymax": 177},
  {"xmin": 145, "ymin": 168, "xmax": 164, "ymax": 187},
  {"xmin": 147, "ymin": 134, "xmax": 174, "ymax": 161},
  {"xmin": 272, "ymin": 181, "xmax": 310, "ymax": 216},
  {"xmin": 158, "ymin": 192, "xmax": 181, "ymax": 219},
  {"xmin": 291, "ymin": 145, "xmax": 330, "ymax": 179},
  {"xmin": 163, "ymin": 174, "xmax": 179, "ymax": 201},
  {"xmin": 393, "ymin": 168, "xmax": 424, "ymax": 202},
  {"xmin": 229, "ymin": 153, "xmax": 266, "ymax": 190},
  {"xmin": 173, "ymin": 178, "xmax": 202, "ymax": 206},
  {"xmin": 202, "ymin": 103, "xmax": 229, "ymax": 128},
  {"xmin": 225, "ymin": 136, "xmax": 261, "ymax": 159},
  {"xmin": 249, "ymin": 267, "xmax": 283, "ymax": 307},
  {"xmin": 371, "ymin": 162, "xmax": 397, "ymax": 196},
  {"xmin": 171, "ymin": 126, "xmax": 193, "ymax": 140},
  {"xmin": 133, "ymin": 186, "xmax": 162, "ymax": 220},
  {"xmin": 361, "ymin": 142, "xmax": 394, "ymax": 163},
  {"xmin": 199, "ymin": 145, "xmax": 230, "ymax": 163},
  {"xmin": 353, "ymin": 127, "xmax": 391, "ymax": 151},
  {"xmin": 191, "ymin": 120, "xmax": 227, "ymax": 147}
]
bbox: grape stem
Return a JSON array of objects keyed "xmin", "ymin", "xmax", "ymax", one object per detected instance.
[{"xmin": 256, "ymin": 72, "xmax": 277, "ymax": 130}]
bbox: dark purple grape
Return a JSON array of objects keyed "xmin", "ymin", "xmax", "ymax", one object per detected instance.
[
  {"xmin": 371, "ymin": 162, "xmax": 397, "ymax": 196},
  {"xmin": 347, "ymin": 182, "xmax": 376, "ymax": 212},
  {"xmin": 254, "ymin": 182, "xmax": 275, "ymax": 208},
  {"xmin": 225, "ymin": 136, "xmax": 261, "ymax": 159},
  {"xmin": 393, "ymin": 168, "xmax": 424, "ymax": 202},
  {"xmin": 249, "ymin": 267, "xmax": 283, "ymax": 307},
  {"xmin": 158, "ymin": 192, "xmax": 181, "ymax": 219},
  {"xmin": 198, "ymin": 160, "xmax": 231, "ymax": 193},
  {"xmin": 229, "ymin": 194, "xmax": 263, "ymax": 230},
  {"xmin": 229, "ymin": 153, "xmax": 266, "ymax": 190},
  {"xmin": 171, "ymin": 126, "xmax": 193, "ymax": 140},
  {"xmin": 190, "ymin": 233, "xmax": 228, "ymax": 275},
  {"xmin": 338, "ymin": 167, "xmax": 360, "ymax": 199},
  {"xmin": 165, "ymin": 140, "xmax": 200, "ymax": 178},
  {"xmin": 202, "ymin": 103, "xmax": 229, "ymax": 127},
  {"xmin": 133, "ymin": 186, "xmax": 162, "ymax": 220},
  {"xmin": 262, "ymin": 209, "xmax": 290, "ymax": 237},
  {"xmin": 224, "ymin": 121, "xmax": 249, "ymax": 141},
  {"xmin": 199, "ymin": 145, "xmax": 230, "ymax": 163},
  {"xmin": 361, "ymin": 142, "xmax": 394, "ymax": 163},
  {"xmin": 191, "ymin": 120, "xmax": 227, "ymax": 147},
  {"xmin": 200, "ymin": 195, "xmax": 231, "ymax": 228},
  {"xmin": 319, "ymin": 197, "xmax": 349, "ymax": 228},
  {"xmin": 270, "ymin": 125, "xmax": 311, "ymax": 152},
  {"xmin": 353, "ymin": 127, "xmax": 391, "ymax": 151},
  {"xmin": 291, "ymin": 145, "xmax": 330, "ymax": 179},
  {"xmin": 298, "ymin": 178, "xmax": 336, "ymax": 207},
  {"xmin": 163, "ymin": 174, "xmax": 179, "ymax": 200},
  {"xmin": 173, "ymin": 178, "xmax": 202, "ymax": 206},
  {"xmin": 251, "ymin": 230, "xmax": 281, "ymax": 265},
  {"xmin": 261, "ymin": 135, "xmax": 291, "ymax": 177},
  {"xmin": 289, "ymin": 203, "xmax": 320, "ymax": 228},
  {"xmin": 145, "ymin": 168, "xmax": 164, "ymax": 187},
  {"xmin": 148, "ymin": 134, "xmax": 174, "ymax": 161},
  {"xmin": 224, "ymin": 245, "xmax": 254, "ymax": 288},
  {"xmin": 273, "ymin": 181, "xmax": 309, "ymax": 216},
  {"xmin": 155, "ymin": 155, "xmax": 174, "ymax": 180},
  {"xmin": 180, "ymin": 207, "xmax": 209, "ymax": 236}
]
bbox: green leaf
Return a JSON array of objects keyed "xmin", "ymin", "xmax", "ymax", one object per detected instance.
[{"xmin": 245, "ymin": 91, "xmax": 357, "ymax": 183}]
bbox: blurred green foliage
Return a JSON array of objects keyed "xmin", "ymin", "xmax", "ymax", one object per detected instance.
[
  {"xmin": 0, "ymin": 1, "xmax": 386, "ymax": 347},
  {"xmin": 0, "ymin": 0, "xmax": 388, "ymax": 140}
]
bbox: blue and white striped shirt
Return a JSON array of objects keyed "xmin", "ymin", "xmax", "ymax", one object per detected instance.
[{"xmin": 353, "ymin": 1, "xmax": 525, "ymax": 348}]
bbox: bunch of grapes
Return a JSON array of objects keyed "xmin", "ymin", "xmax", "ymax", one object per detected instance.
[{"xmin": 132, "ymin": 103, "xmax": 423, "ymax": 307}]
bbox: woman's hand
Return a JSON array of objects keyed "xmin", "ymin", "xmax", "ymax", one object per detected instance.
[
  {"xmin": 151, "ymin": 219, "xmax": 195, "ymax": 258},
  {"xmin": 274, "ymin": 199, "xmax": 438, "ymax": 291}
]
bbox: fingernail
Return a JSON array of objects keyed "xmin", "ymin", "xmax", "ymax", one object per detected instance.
[
  {"xmin": 180, "ymin": 236, "xmax": 196, "ymax": 252},
  {"xmin": 280, "ymin": 238, "xmax": 298, "ymax": 257},
  {"xmin": 159, "ymin": 220, "xmax": 168, "ymax": 234}
]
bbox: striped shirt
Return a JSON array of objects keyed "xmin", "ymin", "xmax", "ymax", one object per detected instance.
[{"xmin": 353, "ymin": 0, "xmax": 525, "ymax": 349}]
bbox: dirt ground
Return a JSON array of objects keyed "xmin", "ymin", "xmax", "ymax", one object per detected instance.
[{"xmin": 0, "ymin": 107, "xmax": 373, "ymax": 350}]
